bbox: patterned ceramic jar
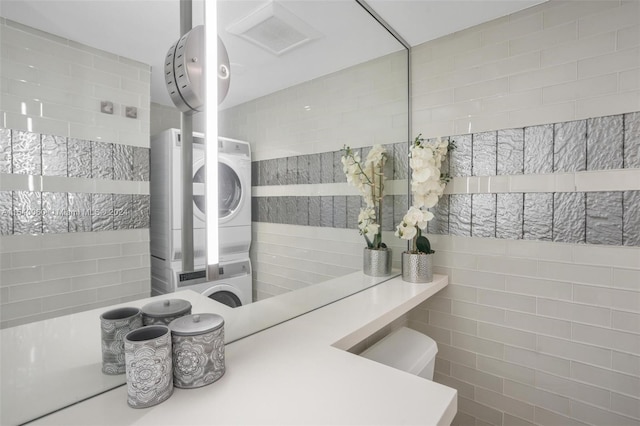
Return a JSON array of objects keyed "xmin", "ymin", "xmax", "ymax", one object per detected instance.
[
  {"xmin": 169, "ymin": 314, "xmax": 225, "ymax": 389},
  {"xmin": 124, "ymin": 325, "xmax": 173, "ymax": 408},
  {"xmin": 100, "ymin": 307, "xmax": 143, "ymax": 375},
  {"xmin": 141, "ymin": 299, "xmax": 192, "ymax": 326}
]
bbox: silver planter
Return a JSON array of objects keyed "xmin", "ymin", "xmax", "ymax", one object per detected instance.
[
  {"xmin": 401, "ymin": 252, "xmax": 433, "ymax": 283},
  {"xmin": 363, "ymin": 247, "xmax": 392, "ymax": 277}
]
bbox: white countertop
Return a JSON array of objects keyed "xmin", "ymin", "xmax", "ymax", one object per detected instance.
[{"xmin": 30, "ymin": 274, "xmax": 456, "ymax": 426}]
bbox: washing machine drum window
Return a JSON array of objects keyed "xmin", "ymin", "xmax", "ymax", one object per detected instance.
[
  {"xmin": 208, "ymin": 290, "xmax": 242, "ymax": 308},
  {"xmin": 193, "ymin": 163, "xmax": 242, "ymax": 220}
]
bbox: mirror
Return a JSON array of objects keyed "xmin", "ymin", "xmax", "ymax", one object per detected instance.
[{"xmin": 0, "ymin": 0, "xmax": 408, "ymax": 424}]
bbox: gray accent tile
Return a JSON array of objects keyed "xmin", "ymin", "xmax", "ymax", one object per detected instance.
[
  {"xmin": 524, "ymin": 193, "xmax": 553, "ymax": 241},
  {"xmin": 296, "ymin": 197, "xmax": 309, "ymax": 226},
  {"xmin": 393, "ymin": 142, "xmax": 409, "ymax": 180},
  {"xmin": 554, "ymin": 120, "xmax": 586, "ymax": 172},
  {"xmin": 586, "ymin": 192, "xmax": 622, "ymax": 245},
  {"xmin": 257, "ymin": 161, "xmax": 266, "ymax": 186},
  {"xmin": 497, "ymin": 128, "xmax": 524, "ymax": 175},
  {"xmin": 42, "ymin": 135, "xmax": 67, "ymax": 176},
  {"xmin": 113, "ymin": 144, "xmax": 134, "ymax": 181},
  {"xmin": 333, "ymin": 196, "xmax": 347, "ymax": 229},
  {"xmin": 382, "ymin": 195, "xmax": 394, "ymax": 232},
  {"xmin": 450, "ymin": 134, "xmax": 472, "ymax": 177},
  {"xmin": 12, "ymin": 130, "xmax": 41, "ymax": 175},
  {"xmin": 68, "ymin": 192, "xmax": 92, "ymax": 232},
  {"xmin": 251, "ymin": 197, "xmax": 258, "ymax": 223},
  {"xmin": 524, "ymin": 124, "xmax": 554, "ymax": 174},
  {"xmin": 276, "ymin": 157, "xmax": 287, "ymax": 185},
  {"xmin": 92, "ymin": 193, "xmax": 113, "ymax": 231},
  {"xmin": 308, "ymin": 154, "xmax": 321, "ymax": 184},
  {"xmin": 266, "ymin": 197, "xmax": 278, "ymax": 223},
  {"xmin": 624, "ymin": 112, "xmax": 640, "ymax": 168},
  {"xmin": 382, "ymin": 144, "xmax": 394, "ymax": 183},
  {"xmin": 334, "ymin": 151, "xmax": 347, "ymax": 183},
  {"xmin": 133, "ymin": 147, "xmax": 150, "ymax": 181},
  {"xmin": 251, "ymin": 162, "xmax": 259, "ymax": 186},
  {"xmin": 68, "ymin": 138, "xmax": 92, "ymax": 178},
  {"xmin": 297, "ymin": 155, "xmax": 310, "ymax": 185},
  {"xmin": 394, "ymin": 194, "xmax": 409, "ymax": 230},
  {"xmin": 286, "ymin": 157, "xmax": 297, "ymax": 185},
  {"xmin": 437, "ymin": 138, "xmax": 451, "ymax": 177},
  {"xmin": 264, "ymin": 159, "xmax": 278, "ymax": 186},
  {"xmin": 13, "ymin": 191, "xmax": 42, "ymax": 234},
  {"xmin": 472, "ymin": 131, "xmax": 497, "ymax": 176},
  {"xmin": 42, "ymin": 192, "xmax": 68, "ymax": 234},
  {"xmin": 427, "ymin": 194, "xmax": 449, "ymax": 235},
  {"xmin": 91, "ymin": 141, "xmax": 113, "ymax": 180},
  {"xmin": 553, "ymin": 192, "xmax": 586, "ymax": 244},
  {"xmin": 114, "ymin": 194, "xmax": 133, "ymax": 230},
  {"xmin": 347, "ymin": 196, "xmax": 362, "ymax": 230},
  {"xmin": 133, "ymin": 194, "xmax": 150, "ymax": 229},
  {"xmin": 309, "ymin": 196, "xmax": 321, "ymax": 226},
  {"xmin": 321, "ymin": 152, "xmax": 334, "ymax": 184},
  {"xmin": 449, "ymin": 194, "xmax": 471, "ymax": 237},
  {"xmin": 587, "ymin": 115, "xmax": 623, "ymax": 170},
  {"xmin": 257, "ymin": 197, "xmax": 268, "ymax": 223},
  {"xmin": 0, "ymin": 191, "xmax": 13, "ymax": 235},
  {"xmin": 497, "ymin": 193, "xmax": 524, "ymax": 240},
  {"xmin": 284, "ymin": 197, "xmax": 297, "ymax": 225},
  {"xmin": 320, "ymin": 196, "xmax": 333, "ymax": 227},
  {"xmin": 472, "ymin": 193, "xmax": 496, "ymax": 238},
  {"xmin": 623, "ymin": 191, "xmax": 640, "ymax": 246},
  {"xmin": 0, "ymin": 128, "xmax": 11, "ymax": 173}
]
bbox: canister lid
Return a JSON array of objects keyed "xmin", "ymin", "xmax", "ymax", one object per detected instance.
[
  {"xmin": 169, "ymin": 313, "xmax": 224, "ymax": 336},
  {"xmin": 142, "ymin": 299, "xmax": 192, "ymax": 318}
]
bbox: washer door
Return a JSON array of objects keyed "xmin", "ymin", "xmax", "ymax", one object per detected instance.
[
  {"xmin": 202, "ymin": 284, "xmax": 243, "ymax": 308},
  {"xmin": 193, "ymin": 158, "xmax": 243, "ymax": 224}
]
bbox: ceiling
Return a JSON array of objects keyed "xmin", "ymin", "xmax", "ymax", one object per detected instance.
[{"xmin": 0, "ymin": 0, "xmax": 545, "ymax": 109}]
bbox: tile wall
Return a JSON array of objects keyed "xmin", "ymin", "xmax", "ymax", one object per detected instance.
[
  {"xmin": 220, "ymin": 50, "xmax": 408, "ymax": 300},
  {"xmin": 408, "ymin": 2, "xmax": 640, "ymax": 425},
  {"xmin": 0, "ymin": 18, "xmax": 151, "ymax": 328}
]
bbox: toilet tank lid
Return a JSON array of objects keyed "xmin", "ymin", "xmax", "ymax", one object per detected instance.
[{"xmin": 360, "ymin": 327, "xmax": 438, "ymax": 376}]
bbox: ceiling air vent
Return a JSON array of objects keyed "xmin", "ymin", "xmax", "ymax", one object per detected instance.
[{"xmin": 226, "ymin": 1, "xmax": 321, "ymax": 56}]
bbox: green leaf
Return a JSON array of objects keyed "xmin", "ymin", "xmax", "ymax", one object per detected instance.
[{"xmin": 416, "ymin": 235, "xmax": 434, "ymax": 254}]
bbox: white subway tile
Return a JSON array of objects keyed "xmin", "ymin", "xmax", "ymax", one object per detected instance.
[
  {"xmin": 433, "ymin": 251, "xmax": 478, "ymax": 270},
  {"xmin": 511, "ymin": 62, "xmax": 577, "ymax": 92},
  {"xmin": 543, "ymin": 73, "xmax": 618, "ymax": 104},
  {"xmin": 121, "ymin": 267, "xmax": 150, "ymax": 283},
  {"xmin": 451, "ymin": 363, "xmax": 504, "ymax": 393},
  {"xmin": 613, "ymin": 268, "xmax": 640, "ymax": 291},
  {"xmin": 41, "ymin": 289, "xmax": 96, "ymax": 312},
  {"xmin": 541, "ymin": 31, "xmax": 616, "ymax": 67},
  {"xmin": 578, "ymin": 1, "xmax": 640, "ymax": 39},
  {"xmin": 431, "ymin": 31, "xmax": 483, "ymax": 59},
  {"xmin": 452, "ymin": 269, "xmax": 506, "ymax": 290},
  {"xmin": 455, "ymin": 111, "xmax": 512, "ymax": 135},
  {"xmin": 505, "ymin": 310, "xmax": 572, "ymax": 338},
  {"xmin": 0, "ymin": 298, "xmax": 42, "ymax": 321},
  {"xmin": 453, "ymin": 237, "xmax": 507, "ymax": 256},
  {"xmin": 478, "ymin": 288, "xmax": 536, "ymax": 313},
  {"xmin": 477, "ymin": 355, "xmax": 536, "ymax": 385},
  {"xmin": 437, "ymin": 283, "xmax": 478, "ymax": 303},
  {"xmin": 617, "ymin": 24, "xmax": 640, "ymax": 50},
  {"xmin": 554, "ymin": 173, "xmax": 576, "ymax": 192},
  {"xmin": 452, "ymin": 331, "xmax": 504, "ymax": 359},
  {"xmin": 477, "ymin": 255, "xmax": 538, "ymax": 278},
  {"xmin": 8, "ymin": 277, "xmax": 71, "ymax": 302},
  {"xmin": 505, "ymin": 379, "xmax": 572, "ymax": 416},
  {"xmin": 482, "ymin": 12, "xmax": 543, "ymax": 47},
  {"xmin": 429, "ymin": 310, "xmax": 478, "ymax": 335},
  {"xmin": 454, "ymin": 78, "xmax": 509, "ymax": 103},
  {"xmin": 478, "ymin": 175, "xmax": 510, "ymax": 193},
  {"xmin": 10, "ymin": 248, "xmax": 73, "ymax": 268},
  {"xmin": 458, "ymin": 396, "xmax": 503, "ymax": 426},
  {"xmin": 534, "ymin": 407, "xmax": 591, "ymax": 426},
  {"xmin": 509, "ymin": 101, "xmax": 576, "ymax": 130},
  {"xmin": 419, "ymin": 296, "xmax": 452, "ymax": 314},
  {"xmin": 543, "ymin": 1, "xmax": 621, "ymax": 29},
  {"xmin": 453, "ymin": 300, "xmax": 506, "ymax": 324},
  {"xmin": 478, "ymin": 322, "xmax": 537, "ymax": 350},
  {"xmin": 481, "ymin": 89, "xmax": 542, "ymax": 114},
  {"xmin": 611, "ymin": 392, "xmax": 640, "ymax": 420},
  {"xmin": 481, "ymin": 52, "xmax": 541, "ymax": 82},
  {"xmin": 578, "ymin": 47, "xmax": 640, "ymax": 79},
  {"xmin": 433, "ymin": 373, "xmax": 475, "ymax": 400},
  {"xmin": 537, "ymin": 297, "xmax": 611, "ymax": 327},
  {"xmin": 612, "ymin": 351, "xmax": 640, "ymax": 376},
  {"xmin": 510, "ymin": 21, "xmax": 578, "ymax": 56},
  {"xmin": 438, "ymin": 343, "xmax": 477, "ymax": 368},
  {"xmin": 537, "ymin": 260, "xmax": 612, "ymax": 286},
  {"xmin": 619, "ymin": 68, "xmax": 640, "ymax": 91},
  {"xmin": 431, "ymin": 99, "xmax": 482, "ymax": 122},
  {"xmin": 572, "ymin": 323, "xmax": 640, "ymax": 354},
  {"xmin": 574, "ymin": 169, "xmax": 640, "ymax": 192},
  {"xmin": 537, "ymin": 335, "xmax": 612, "ymax": 369},
  {"xmin": 505, "ymin": 345, "xmax": 571, "ymax": 377},
  {"xmin": 96, "ymin": 280, "xmax": 146, "ymax": 301},
  {"xmin": 1, "ymin": 266, "xmax": 42, "ymax": 286},
  {"xmin": 573, "ymin": 285, "xmax": 640, "ymax": 311},
  {"xmin": 612, "ymin": 310, "xmax": 640, "ymax": 333},
  {"xmin": 475, "ymin": 387, "xmax": 535, "ymax": 422},
  {"xmin": 571, "ymin": 363, "xmax": 639, "ymax": 402},
  {"xmin": 412, "ymin": 89, "xmax": 454, "ymax": 110},
  {"xmin": 43, "ymin": 260, "xmax": 96, "ymax": 280},
  {"xmin": 71, "ymin": 244, "xmax": 121, "ymax": 261},
  {"xmin": 536, "ymin": 371, "xmax": 612, "ymax": 409},
  {"xmin": 454, "ymin": 42, "xmax": 509, "ymax": 70},
  {"xmin": 408, "ymin": 320, "xmax": 452, "ymax": 346},
  {"xmin": 0, "ymin": 234, "xmax": 43, "ymax": 253},
  {"xmin": 509, "ymin": 173, "xmax": 555, "ymax": 192}
]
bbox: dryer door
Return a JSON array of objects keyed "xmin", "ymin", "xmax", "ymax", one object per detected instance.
[
  {"xmin": 192, "ymin": 158, "xmax": 243, "ymax": 224},
  {"xmin": 202, "ymin": 284, "xmax": 242, "ymax": 308}
]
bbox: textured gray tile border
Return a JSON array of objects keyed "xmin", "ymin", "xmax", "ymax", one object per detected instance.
[
  {"xmin": 450, "ymin": 134, "xmax": 472, "ymax": 177},
  {"xmin": 133, "ymin": 194, "xmax": 150, "ymax": 229},
  {"xmin": 347, "ymin": 195, "xmax": 362, "ymax": 230},
  {"xmin": 308, "ymin": 154, "xmax": 322, "ymax": 185},
  {"xmin": 296, "ymin": 197, "xmax": 309, "ymax": 226},
  {"xmin": 624, "ymin": 112, "xmax": 640, "ymax": 168},
  {"xmin": 333, "ymin": 196, "xmax": 347, "ymax": 229},
  {"xmin": 586, "ymin": 192, "xmax": 622, "ymax": 245},
  {"xmin": 13, "ymin": 191, "xmax": 42, "ymax": 235},
  {"xmin": 42, "ymin": 192, "xmax": 68, "ymax": 234},
  {"xmin": 472, "ymin": 131, "xmax": 497, "ymax": 177},
  {"xmin": 286, "ymin": 157, "xmax": 298, "ymax": 185},
  {"xmin": 623, "ymin": 190, "xmax": 640, "ymax": 246},
  {"xmin": 321, "ymin": 152, "xmax": 334, "ymax": 184},
  {"xmin": 297, "ymin": 156, "xmax": 310, "ymax": 184},
  {"xmin": 587, "ymin": 115, "xmax": 623, "ymax": 170},
  {"xmin": 114, "ymin": 194, "xmax": 133, "ymax": 230},
  {"xmin": 553, "ymin": 192, "xmax": 586, "ymax": 244},
  {"xmin": 320, "ymin": 196, "xmax": 333, "ymax": 227},
  {"xmin": 12, "ymin": 130, "xmax": 41, "ymax": 175},
  {"xmin": 524, "ymin": 193, "xmax": 552, "ymax": 241},
  {"xmin": 42, "ymin": 135, "xmax": 67, "ymax": 177},
  {"xmin": 427, "ymin": 194, "xmax": 449, "ymax": 235},
  {"xmin": 554, "ymin": 120, "xmax": 586, "ymax": 172},
  {"xmin": 133, "ymin": 147, "xmax": 150, "ymax": 181},
  {"xmin": 394, "ymin": 194, "xmax": 409, "ymax": 230},
  {"xmin": 91, "ymin": 141, "xmax": 114, "ymax": 180},
  {"xmin": 68, "ymin": 138, "xmax": 92, "ymax": 179},
  {"xmin": 394, "ymin": 143, "xmax": 409, "ymax": 180},
  {"xmin": 524, "ymin": 124, "xmax": 553, "ymax": 174},
  {"xmin": 0, "ymin": 128, "xmax": 11, "ymax": 174},
  {"xmin": 309, "ymin": 196, "xmax": 321, "ymax": 227},
  {"xmin": 276, "ymin": 158, "xmax": 287, "ymax": 186},
  {"xmin": 68, "ymin": 192, "xmax": 92, "ymax": 232},
  {"xmin": 472, "ymin": 193, "xmax": 496, "ymax": 238},
  {"xmin": 382, "ymin": 195, "xmax": 394, "ymax": 232},
  {"xmin": 498, "ymin": 128, "xmax": 524, "ymax": 176},
  {"xmin": 284, "ymin": 197, "xmax": 297, "ymax": 225},
  {"xmin": 334, "ymin": 151, "xmax": 347, "ymax": 183},
  {"xmin": 0, "ymin": 191, "xmax": 13, "ymax": 235},
  {"xmin": 497, "ymin": 193, "xmax": 523, "ymax": 240},
  {"xmin": 449, "ymin": 194, "xmax": 472, "ymax": 237},
  {"xmin": 92, "ymin": 193, "xmax": 114, "ymax": 231}
]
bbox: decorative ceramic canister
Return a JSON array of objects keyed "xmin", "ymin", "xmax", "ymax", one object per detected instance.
[
  {"xmin": 169, "ymin": 313, "xmax": 225, "ymax": 389},
  {"xmin": 141, "ymin": 299, "xmax": 192, "ymax": 326},
  {"xmin": 100, "ymin": 307, "xmax": 143, "ymax": 375},
  {"xmin": 363, "ymin": 247, "xmax": 392, "ymax": 277},
  {"xmin": 124, "ymin": 325, "xmax": 173, "ymax": 408},
  {"xmin": 401, "ymin": 252, "xmax": 433, "ymax": 283}
]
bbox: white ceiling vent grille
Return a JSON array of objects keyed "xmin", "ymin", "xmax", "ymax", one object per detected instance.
[{"xmin": 227, "ymin": 1, "xmax": 321, "ymax": 56}]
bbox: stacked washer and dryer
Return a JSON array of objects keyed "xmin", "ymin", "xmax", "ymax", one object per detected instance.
[{"xmin": 150, "ymin": 129, "xmax": 252, "ymax": 307}]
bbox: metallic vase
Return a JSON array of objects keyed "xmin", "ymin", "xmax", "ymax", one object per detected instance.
[
  {"xmin": 401, "ymin": 252, "xmax": 433, "ymax": 283},
  {"xmin": 363, "ymin": 247, "xmax": 392, "ymax": 277}
]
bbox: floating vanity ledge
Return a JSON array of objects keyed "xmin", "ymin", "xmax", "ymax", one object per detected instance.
[{"xmin": 32, "ymin": 274, "xmax": 455, "ymax": 426}]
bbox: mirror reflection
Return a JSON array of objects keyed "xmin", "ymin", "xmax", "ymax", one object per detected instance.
[{"xmin": 0, "ymin": 0, "xmax": 408, "ymax": 424}]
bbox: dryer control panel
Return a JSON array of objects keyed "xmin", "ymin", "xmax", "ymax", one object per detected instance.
[{"xmin": 176, "ymin": 259, "xmax": 251, "ymax": 288}]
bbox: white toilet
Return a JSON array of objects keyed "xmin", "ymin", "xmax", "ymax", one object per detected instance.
[{"xmin": 360, "ymin": 327, "xmax": 438, "ymax": 380}]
